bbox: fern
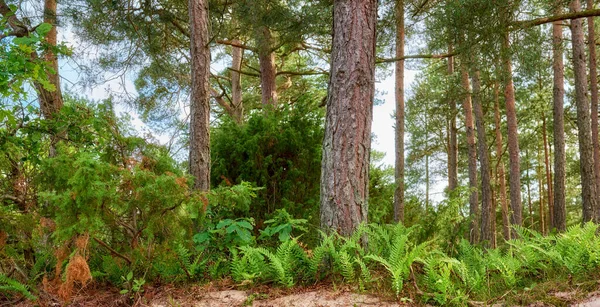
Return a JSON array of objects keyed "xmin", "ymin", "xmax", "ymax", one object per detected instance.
[
  {"xmin": 365, "ymin": 224, "xmax": 428, "ymax": 296},
  {"xmin": 0, "ymin": 273, "xmax": 35, "ymax": 300}
]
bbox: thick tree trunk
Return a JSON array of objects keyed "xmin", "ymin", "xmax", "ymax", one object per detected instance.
[
  {"xmin": 188, "ymin": 0, "xmax": 211, "ymax": 191},
  {"xmin": 230, "ymin": 41, "xmax": 244, "ymax": 124},
  {"xmin": 542, "ymin": 114, "xmax": 554, "ymax": 231},
  {"xmin": 494, "ymin": 82, "xmax": 511, "ymax": 241},
  {"xmin": 552, "ymin": 7, "xmax": 567, "ymax": 232},
  {"xmin": 570, "ymin": 0, "xmax": 597, "ymax": 223},
  {"xmin": 258, "ymin": 27, "xmax": 277, "ymax": 106},
  {"xmin": 501, "ymin": 30, "xmax": 523, "ymax": 228},
  {"xmin": 448, "ymin": 44, "xmax": 458, "ymax": 193},
  {"xmin": 588, "ymin": 0, "xmax": 600, "ymax": 221},
  {"xmin": 320, "ymin": 0, "xmax": 376, "ymax": 236},
  {"xmin": 394, "ymin": 0, "xmax": 405, "ymax": 223},
  {"xmin": 472, "ymin": 70, "xmax": 493, "ymax": 245},
  {"xmin": 461, "ymin": 65, "xmax": 479, "ymax": 244}
]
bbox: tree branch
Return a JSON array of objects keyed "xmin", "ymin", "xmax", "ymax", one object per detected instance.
[
  {"xmin": 276, "ymin": 70, "xmax": 328, "ymax": 76},
  {"xmin": 217, "ymin": 39, "xmax": 256, "ymax": 52},
  {"xmin": 0, "ymin": 0, "xmax": 29, "ymax": 37},
  {"xmin": 227, "ymin": 67, "xmax": 260, "ymax": 77},
  {"xmin": 513, "ymin": 9, "xmax": 600, "ymax": 29},
  {"xmin": 93, "ymin": 237, "xmax": 132, "ymax": 265},
  {"xmin": 376, "ymin": 52, "xmax": 456, "ymax": 64}
]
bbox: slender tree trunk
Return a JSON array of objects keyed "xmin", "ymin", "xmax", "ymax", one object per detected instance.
[
  {"xmin": 188, "ymin": 0, "xmax": 211, "ymax": 191},
  {"xmin": 448, "ymin": 44, "xmax": 458, "ymax": 192},
  {"xmin": 570, "ymin": 0, "xmax": 598, "ymax": 223},
  {"xmin": 542, "ymin": 113, "xmax": 554, "ymax": 231},
  {"xmin": 425, "ymin": 104, "xmax": 430, "ymax": 211},
  {"xmin": 552, "ymin": 6, "xmax": 567, "ymax": 232},
  {"xmin": 537, "ymin": 145, "xmax": 546, "ymax": 234},
  {"xmin": 490, "ymin": 151, "xmax": 498, "ymax": 248},
  {"xmin": 320, "ymin": 0, "xmax": 376, "ymax": 236},
  {"xmin": 472, "ymin": 70, "xmax": 493, "ymax": 245},
  {"xmin": 494, "ymin": 82, "xmax": 511, "ymax": 241},
  {"xmin": 230, "ymin": 41, "xmax": 244, "ymax": 124},
  {"xmin": 461, "ymin": 65, "xmax": 479, "ymax": 244},
  {"xmin": 588, "ymin": 0, "xmax": 600, "ymax": 221},
  {"xmin": 394, "ymin": 0, "xmax": 405, "ymax": 223},
  {"xmin": 526, "ymin": 150, "xmax": 533, "ymax": 227},
  {"xmin": 258, "ymin": 27, "xmax": 277, "ymax": 106},
  {"xmin": 502, "ymin": 31, "xmax": 523, "ymax": 228}
]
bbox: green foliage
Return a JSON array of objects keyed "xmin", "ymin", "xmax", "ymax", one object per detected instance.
[
  {"xmin": 211, "ymin": 105, "xmax": 323, "ymax": 225},
  {"xmin": 259, "ymin": 209, "xmax": 308, "ymax": 243},
  {"xmin": 0, "ymin": 273, "xmax": 35, "ymax": 300},
  {"xmin": 366, "ymin": 224, "xmax": 428, "ymax": 296}
]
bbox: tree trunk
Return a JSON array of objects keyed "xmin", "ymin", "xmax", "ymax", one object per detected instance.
[
  {"xmin": 588, "ymin": 0, "xmax": 600, "ymax": 221},
  {"xmin": 502, "ymin": 31, "xmax": 523, "ymax": 228},
  {"xmin": 258, "ymin": 27, "xmax": 277, "ymax": 106},
  {"xmin": 552, "ymin": 6, "xmax": 567, "ymax": 232},
  {"xmin": 320, "ymin": 0, "xmax": 376, "ymax": 236},
  {"xmin": 472, "ymin": 70, "xmax": 493, "ymax": 245},
  {"xmin": 494, "ymin": 82, "xmax": 511, "ymax": 241},
  {"xmin": 448, "ymin": 45, "xmax": 458, "ymax": 192},
  {"xmin": 35, "ymin": 0, "xmax": 63, "ymax": 120},
  {"xmin": 570, "ymin": 0, "xmax": 598, "ymax": 223},
  {"xmin": 537, "ymin": 145, "xmax": 546, "ymax": 234},
  {"xmin": 188, "ymin": 0, "xmax": 211, "ymax": 191},
  {"xmin": 542, "ymin": 113, "xmax": 554, "ymax": 231},
  {"xmin": 461, "ymin": 65, "xmax": 479, "ymax": 244},
  {"xmin": 526, "ymin": 150, "xmax": 533, "ymax": 227},
  {"xmin": 394, "ymin": 0, "xmax": 405, "ymax": 223},
  {"xmin": 230, "ymin": 41, "xmax": 244, "ymax": 124}
]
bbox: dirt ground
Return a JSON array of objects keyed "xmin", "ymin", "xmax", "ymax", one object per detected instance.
[{"xmin": 5, "ymin": 283, "xmax": 600, "ymax": 306}]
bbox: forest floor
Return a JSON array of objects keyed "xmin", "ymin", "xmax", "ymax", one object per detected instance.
[{"xmin": 7, "ymin": 280, "xmax": 600, "ymax": 306}]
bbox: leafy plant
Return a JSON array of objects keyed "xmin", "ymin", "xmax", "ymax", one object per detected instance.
[{"xmin": 259, "ymin": 209, "xmax": 308, "ymax": 242}]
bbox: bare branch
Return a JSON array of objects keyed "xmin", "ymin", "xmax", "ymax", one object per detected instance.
[
  {"xmin": 217, "ymin": 39, "xmax": 256, "ymax": 52},
  {"xmin": 513, "ymin": 9, "xmax": 600, "ymax": 29},
  {"xmin": 376, "ymin": 52, "xmax": 456, "ymax": 64}
]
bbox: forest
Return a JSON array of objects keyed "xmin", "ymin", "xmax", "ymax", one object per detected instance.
[{"xmin": 2, "ymin": 0, "xmax": 600, "ymax": 306}]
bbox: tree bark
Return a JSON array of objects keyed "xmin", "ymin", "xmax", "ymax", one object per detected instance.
[
  {"xmin": 461, "ymin": 65, "xmax": 479, "ymax": 244},
  {"xmin": 188, "ymin": 0, "xmax": 211, "ymax": 191},
  {"xmin": 588, "ymin": 0, "xmax": 600, "ymax": 221},
  {"xmin": 494, "ymin": 82, "xmax": 511, "ymax": 241},
  {"xmin": 230, "ymin": 41, "xmax": 244, "ymax": 124},
  {"xmin": 258, "ymin": 27, "xmax": 277, "ymax": 106},
  {"xmin": 472, "ymin": 69, "xmax": 493, "ymax": 245},
  {"xmin": 542, "ymin": 113, "xmax": 554, "ymax": 231},
  {"xmin": 448, "ymin": 44, "xmax": 458, "ymax": 193},
  {"xmin": 570, "ymin": 0, "xmax": 597, "ymax": 223},
  {"xmin": 502, "ymin": 30, "xmax": 523, "ymax": 228},
  {"xmin": 394, "ymin": 0, "xmax": 405, "ymax": 223},
  {"xmin": 537, "ymin": 145, "xmax": 546, "ymax": 234},
  {"xmin": 320, "ymin": 0, "xmax": 376, "ymax": 236},
  {"xmin": 552, "ymin": 7, "xmax": 567, "ymax": 232},
  {"xmin": 36, "ymin": 0, "xmax": 63, "ymax": 120}
]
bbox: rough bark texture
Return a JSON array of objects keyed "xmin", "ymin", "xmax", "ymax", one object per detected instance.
[
  {"xmin": 461, "ymin": 65, "xmax": 479, "ymax": 244},
  {"xmin": 188, "ymin": 0, "xmax": 211, "ymax": 191},
  {"xmin": 502, "ymin": 31, "xmax": 523, "ymax": 227},
  {"xmin": 542, "ymin": 114, "xmax": 554, "ymax": 231},
  {"xmin": 552, "ymin": 11, "xmax": 567, "ymax": 232},
  {"xmin": 494, "ymin": 83, "xmax": 511, "ymax": 241},
  {"xmin": 570, "ymin": 0, "xmax": 597, "ymax": 223},
  {"xmin": 37, "ymin": 0, "xmax": 63, "ymax": 120},
  {"xmin": 448, "ymin": 45, "xmax": 458, "ymax": 192},
  {"xmin": 230, "ymin": 41, "xmax": 244, "ymax": 124},
  {"xmin": 588, "ymin": 0, "xmax": 600, "ymax": 221},
  {"xmin": 258, "ymin": 27, "xmax": 277, "ymax": 106},
  {"xmin": 320, "ymin": 0, "xmax": 376, "ymax": 236},
  {"xmin": 394, "ymin": 0, "xmax": 405, "ymax": 223},
  {"xmin": 472, "ymin": 70, "xmax": 493, "ymax": 245}
]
